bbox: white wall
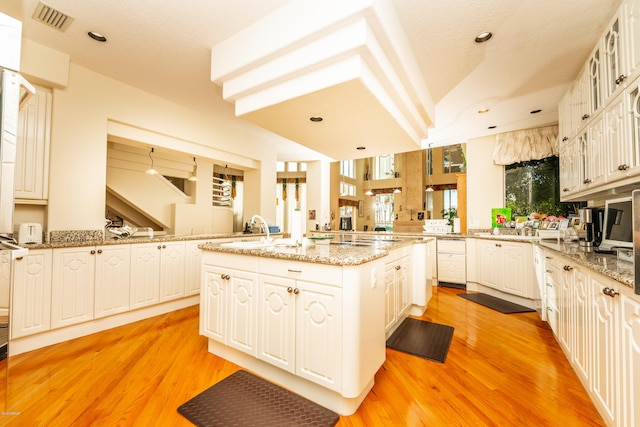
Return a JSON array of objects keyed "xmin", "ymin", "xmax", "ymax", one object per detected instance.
[
  {"xmin": 21, "ymin": 41, "xmax": 282, "ymax": 233},
  {"xmin": 466, "ymin": 135, "xmax": 505, "ymax": 229},
  {"xmin": 305, "ymin": 160, "xmax": 330, "ymax": 232}
]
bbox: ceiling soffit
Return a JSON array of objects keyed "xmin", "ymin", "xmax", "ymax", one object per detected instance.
[{"xmin": 210, "ymin": 0, "xmax": 434, "ymax": 160}]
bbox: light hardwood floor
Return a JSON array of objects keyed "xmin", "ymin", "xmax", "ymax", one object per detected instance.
[{"xmin": 0, "ymin": 286, "xmax": 604, "ymax": 426}]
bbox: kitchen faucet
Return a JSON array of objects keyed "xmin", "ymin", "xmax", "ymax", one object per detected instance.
[{"xmin": 251, "ymin": 215, "xmax": 271, "ymax": 243}]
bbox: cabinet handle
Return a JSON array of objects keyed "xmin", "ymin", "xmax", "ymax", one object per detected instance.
[
  {"xmin": 287, "ymin": 287, "xmax": 293, "ymax": 293},
  {"xmin": 545, "ymin": 256, "xmax": 553, "ymax": 259},
  {"xmin": 90, "ymin": 250, "xmax": 96, "ymax": 255},
  {"xmin": 602, "ymin": 287, "xmax": 619, "ymax": 297},
  {"xmin": 615, "ymin": 74, "xmax": 626, "ymax": 85},
  {"xmin": 287, "ymin": 269, "xmax": 302, "ymax": 273},
  {"xmin": 15, "ymin": 257, "xmax": 23, "ymax": 261},
  {"xmin": 563, "ymin": 265, "xmax": 573, "ymax": 271},
  {"xmin": 618, "ymin": 164, "xmax": 629, "ymax": 171},
  {"xmin": 583, "ymin": 178, "xmax": 591, "ymax": 184},
  {"xmin": 546, "ymin": 283, "xmax": 553, "ymax": 287},
  {"xmin": 293, "ymin": 288, "xmax": 300, "ymax": 295}
]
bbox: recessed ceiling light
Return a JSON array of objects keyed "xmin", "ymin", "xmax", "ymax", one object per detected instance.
[
  {"xmin": 309, "ymin": 116, "xmax": 323, "ymax": 122},
  {"xmin": 88, "ymin": 31, "xmax": 107, "ymax": 42},
  {"xmin": 530, "ymin": 109, "xmax": 542, "ymax": 114},
  {"xmin": 475, "ymin": 32, "xmax": 492, "ymax": 43},
  {"xmin": 356, "ymin": 146, "xmax": 366, "ymax": 150},
  {"xmin": 477, "ymin": 108, "xmax": 490, "ymax": 114},
  {"xmin": 488, "ymin": 125, "xmax": 497, "ymax": 129}
]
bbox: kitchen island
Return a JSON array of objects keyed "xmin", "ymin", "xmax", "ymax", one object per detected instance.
[{"xmin": 198, "ymin": 237, "xmax": 431, "ymax": 415}]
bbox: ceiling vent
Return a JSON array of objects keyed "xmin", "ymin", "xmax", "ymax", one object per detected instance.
[{"xmin": 32, "ymin": 2, "xmax": 74, "ymax": 32}]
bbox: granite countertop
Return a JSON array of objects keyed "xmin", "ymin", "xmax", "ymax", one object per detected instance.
[{"xmin": 199, "ymin": 237, "xmax": 421, "ymax": 266}]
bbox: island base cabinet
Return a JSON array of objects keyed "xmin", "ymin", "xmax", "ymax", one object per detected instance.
[{"xmin": 258, "ymin": 274, "xmax": 342, "ymax": 391}]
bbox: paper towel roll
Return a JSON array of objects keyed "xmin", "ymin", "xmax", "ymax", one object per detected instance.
[{"xmin": 290, "ymin": 209, "xmax": 303, "ymax": 243}]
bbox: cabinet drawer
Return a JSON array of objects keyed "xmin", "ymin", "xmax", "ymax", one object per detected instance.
[
  {"xmin": 258, "ymin": 259, "xmax": 342, "ymax": 287},
  {"xmin": 203, "ymin": 252, "xmax": 259, "ymax": 271},
  {"xmin": 437, "ymin": 239, "xmax": 466, "ymax": 254}
]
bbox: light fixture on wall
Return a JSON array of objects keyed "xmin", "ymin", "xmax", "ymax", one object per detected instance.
[
  {"xmin": 188, "ymin": 157, "xmax": 198, "ymax": 182},
  {"xmin": 426, "ymin": 145, "xmax": 434, "ymax": 192},
  {"xmin": 145, "ymin": 147, "xmax": 158, "ymax": 175},
  {"xmin": 393, "ymin": 170, "xmax": 401, "ymax": 194}
]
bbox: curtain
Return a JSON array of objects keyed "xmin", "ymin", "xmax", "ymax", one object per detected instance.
[{"xmin": 492, "ymin": 125, "xmax": 559, "ymax": 165}]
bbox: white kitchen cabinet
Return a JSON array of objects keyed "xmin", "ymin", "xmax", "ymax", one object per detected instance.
[
  {"xmin": 130, "ymin": 241, "xmax": 185, "ymax": 310},
  {"xmin": 602, "ymin": 10, "xmax": 626, "ymax": 102},
  {"xmin": 620, "ymin": 292, "xmax": 640, "ymax": 427},
  {"xmin": 605, "ymin": 91, "xmax": 633, "ymax": 183},
  {"xmin": 436, "ymin": 238, "xmax": 466, "ymax": 285},
  {"xmin": 94, "ymin": 245, "xmax": 131, "ymax": 319},
  {"xmin": 476, "ymin": 240, "xmax": 534, "ymax": 298},
  {"xmin": 51, "ymin": 247, "xmax": 96, "ymax": 329},
  {"xmin": 587, "ymin": 112, "xmax": 606, "ymax": 188},
  {"xmin": 590, "ymin": 275, "xmax": 619, "ymax": 427},
  {"xmin": 11, "ymin": 249, "xmax": 52, "ymax": 339},
  {"xmin": 560, "ymin": 138, "xmax": 580, "ymax": 197},
  {"xmin": 14, "ymin": 84, "xmax": 51, "ymax": 202},
  {"xmin": 623, "ymin": 0, "xmax": 640, "ymax": 83},
  {"xmin": 201, "ymin": 262, "xmax": 258, "ymax": 356},
  {"xmin": 558, "ymin": 263, "xmax": 574, "ymax": 356},
  {"xmin": 185, "ymin": 239, "xmax": 208, "ymax": 296},
  {"xmin": 258, "ymin": 267, "xmax": 342, "ymax": 391},
  {"xmin": 572, "ymin": 266, "xmax": 590, "ymax": 383},
  {"xmin": 384, "ymin": 254, "xmax": 410, "ymax": 334}
]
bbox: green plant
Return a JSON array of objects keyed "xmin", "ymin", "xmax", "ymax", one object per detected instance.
[{"xmin": 441, "ymin": 207, "xmax": 458, "ymax": 227}]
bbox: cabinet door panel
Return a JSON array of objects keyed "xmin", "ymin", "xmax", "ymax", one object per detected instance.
[
  {"xmin": 227, "ymin": 270, "xmax": 258, "ymax": 356},
  {"xmin": 296, "ymin": 280, "xmax": 342, "ymax": 390},
  {"xmin": 258, "ymin": 275, "xmax": 296, "ymax": 372},
  {"xmin": 384, "ymin": 264, "xmax": 397, "ymax": 332},
  {"xmin": 621, "ymin": 293, "xmax": 640, "ymax": 427},
  {"xmin": 200, "ymin": 266, "xmax": 227, "ymax": 342},
  {"xmin": 11, "ymin": 249, "xmax": 52, "ymax": 338},
  {"xmin": 51, "ymin": 248, "xmax": 95, "ymax": 329},
  {"xmin": 159, "ymin": 241, "xmax": 185, "ymax": 302},
  {"xmin": 185, "ymin": 240, "xmax": 206, "ymax": 296},
  {"xmin": 572, "ymin": 270, "xmax": 590, "ymax": 382},
  {"xmin": 94, "ymin": 245, "xmax": 130, "ymax": 318},
  {"xmin": 130, "ymin": 244, "xmax": 160, "ymax": 309},
  {"xmin": 501, "ymin": 243, "xmax": 529, "ymax": 297}
]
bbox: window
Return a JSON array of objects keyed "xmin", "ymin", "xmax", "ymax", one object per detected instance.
[
  {"xmin": 505, "ymin": 156, "xmax": 578, "ymax": 217},
  {"xmin": 373, "ymin": 155, "xmax": 395, "ymax": 180},
  {"xmin": 373, "ymin": 193, "xmax": 394, "ymax": 229},
  {"xmin": 339, "ymin": 182, "xmax": 356, "ymax": 197},
  {"xmin": 443, "ymin": 144, "xmax": 465, "ymax": 173},
  {"xmin": 443, "ymin": 189, "xmax": 458, "ymax": 211},
  {"xmin": 340, "ymin": 160, "xmax": 355, "ymax": 179}
]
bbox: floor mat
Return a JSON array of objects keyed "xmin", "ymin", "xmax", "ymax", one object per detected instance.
[
  {"xmin": 386, "ymin": 317, "xmax": 454, "ymax": 363},
  {"xmin": 458, "ymin": 292, "xmax": 535, "ymax": 314},
  {"xmin": 177, "ymin": 370, "xmax": 339, "ymax": 427}
]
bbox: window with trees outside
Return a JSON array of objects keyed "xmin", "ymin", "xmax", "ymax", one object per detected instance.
[{"xmin": 505, "ymin": 156, "xmax": 578, "ymax": 217}]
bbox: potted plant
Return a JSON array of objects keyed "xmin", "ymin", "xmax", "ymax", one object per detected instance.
[{"xmin": 441, "ymin": 207, "xmax": 458, "ymax": 230}]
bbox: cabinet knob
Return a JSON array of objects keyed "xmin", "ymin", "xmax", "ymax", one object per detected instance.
[
  {"xmin": 220, "ymin": 274, "xmax": 230, "ymax": 280},
  {"xmin": 293, "ymin": 288, "xmax": 300, "ymax": 295},
  {"xmin": 581, "ymin": 114, "xmax": 590, "ymax": 120},
  {"xmin": 90, "ymin": 250, "xmax": 96, "ymax": 255},
  {"xmin": 157, "ymin": 245, "xmax": 162, "ymax": 250},
  {"xmin": 583, "ymin": 178, "xmax": 591, "ymax": 184},
  {"xmin": 615, "ymin": 74, "xmax": 626, "ymax": 85},
  {"xmin": 495, "ymin": 243, "xmax": 501, "ymax": 247},
  {"xmin": 546, "ymin": 283, "xmax": 553, "ymax": 287},
  {"xmin": 97, "ymin": 249, "xmax": 102, "ymax": 254},
  {"xmin": 563, "ymin": 265, "xmax": 573, "ymax": 271},
  {"xmin": 15, "ymin": 257, "xmax": 23, "ymax": 261},
  {"xmin": 618, "ymin": 164, "xmax": 629, "ymax": 171},
  {"xmin": 162, "ymin": 244, "xmax": 166, "ymax": 249},
  {"xmin": 602, "ymin": 287, "xmax": 619, "ymax": 297},
  {"xmin": 395, "ymin": 265, "xmax": 401, "ymax": 270},
  {"xmin": 287, "ymin": 287, "xmax": 293, "ymax": 293},
  {"xmin": 562, "ymin": 137, "xmax": 568, "ymax": 142},
  {"xmin": 563, "ymin": 188, "xmax": 570, "ymax": 192}
]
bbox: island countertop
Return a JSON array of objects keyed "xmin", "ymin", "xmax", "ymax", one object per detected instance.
[{"xmin": 198, "ymin": 237, "xmax": 425, "ymax": 266}]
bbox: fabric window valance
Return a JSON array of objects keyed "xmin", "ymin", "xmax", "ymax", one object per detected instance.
[{"xmin": 492, "ymin": 125, "xmax": 559, "ymax": 165}]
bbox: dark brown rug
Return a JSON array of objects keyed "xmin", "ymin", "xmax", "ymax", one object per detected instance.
[
  {"xmin": 386, "ymin": 317, "xmax": 454, "ymax": 363},
  {"xmin": 177, "ymin": 370, "xmax": 339, "ymax": 427},
  {"xmin": 457, "ymin": 292, "xmax": 535, "ymax": 314}
]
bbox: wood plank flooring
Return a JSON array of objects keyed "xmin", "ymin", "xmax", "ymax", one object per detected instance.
[{"xmin": 0, "ymin": 286, "xmax": 604, "ymax": 426}]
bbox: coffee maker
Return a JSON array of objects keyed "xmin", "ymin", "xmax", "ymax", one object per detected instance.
[{"xmin": 578, "ymin": 207, "xmax": 604, "ymax": 247}]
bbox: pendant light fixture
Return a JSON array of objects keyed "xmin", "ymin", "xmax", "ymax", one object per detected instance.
[
  {"xmin": 426, "ymin": 145, "xmax": 434, "ymax": 192},
  {"xmin": 188, "ymin": 157, "xmax": 198, "ymax": 182},
  {"xmin": 393, "ymin": 160, "xmax": 401, "ymax": 194},
  {"xmin": 145, "ymin": 147, "xmax": 158, "ymax": 175},
  {"xmin": 364, "ymin": 157, "xmax": 374, "ymax": 196}
]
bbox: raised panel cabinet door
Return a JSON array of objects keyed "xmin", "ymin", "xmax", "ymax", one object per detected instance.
[
  {"xmin": 621, "ymin": 292, "xmax": 640, "ymax": 427},
  {"xmin": 51, "ymin": 247, "xmax": 95, "ymax": 329},
  {"xmin": 184, "ymin": 240, "xmax": 207, "ymax": 296},
  {"xmin": 258, "ymin": 275, "xmax": 296, "ymax": 373},
  {"xmin": 558, "ymin": 264, "xmax": 574, "ymax": 356},
  {"xmin": 572, "ymin": 268, "xmax": 590, "ymax": 383},
  {"xmin": 500, "ymin": 242, "xmax": 530, "ymax": 297},
  {"xmin": 11, "ymin": 249, "xmax": 52, "ymax": 338},
  {"xmin": 604, "ymin": 95, "xmax": 631, "ymax": 183},
  {"xmin": 587, "ymin": 112, "xmax": 606, "ymax": 187},
  {"xmin": 200, "ymin": 266, "xmax": 227, "ymax": 342},
  {"xmin": 295, "ymin": 280, "xmax": 342, "ymax": 391},
  {"xmin": 94, "ymin": 245, "xmax": 130, "ymax": 319},
  {"xmin": 624, "ymin": 0, "xmax": 640, "ymax": 81},
  {"xmin": 384, "ymin": 263, "xmax": 397, "ymax": 332},
  {"xmin": 602, "ymin": 13, "xmax": 625, "ymax": 101},
  {"xmin": 227, "ymin": 269, "xmax": 258, "ymax": 356},
  {"xmin": 129, "ymin": 243, "xmax": 160, "ymax": 309},
  {"xmin": 159, "ymin": 241, "xmax": 185, "ymax": 302},
  {"xmin": 397, "ymin": 256, "xmax": 411, "ymax": 316},
  {"xmin": 477, "ymin": 241, "xmax": 498, "ymax": 289},
  {"xmin": 590, "ymin": 276, "xmax": 619, "ymax": 426}
]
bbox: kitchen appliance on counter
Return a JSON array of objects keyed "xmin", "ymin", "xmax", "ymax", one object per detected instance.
[
  {"xmin": 578, "ymin": 207, "xmax": 603, "ymax": 248},
  {"xmin": 18, "ymin": 222, "xmax": 42, "ymax": 244}
]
